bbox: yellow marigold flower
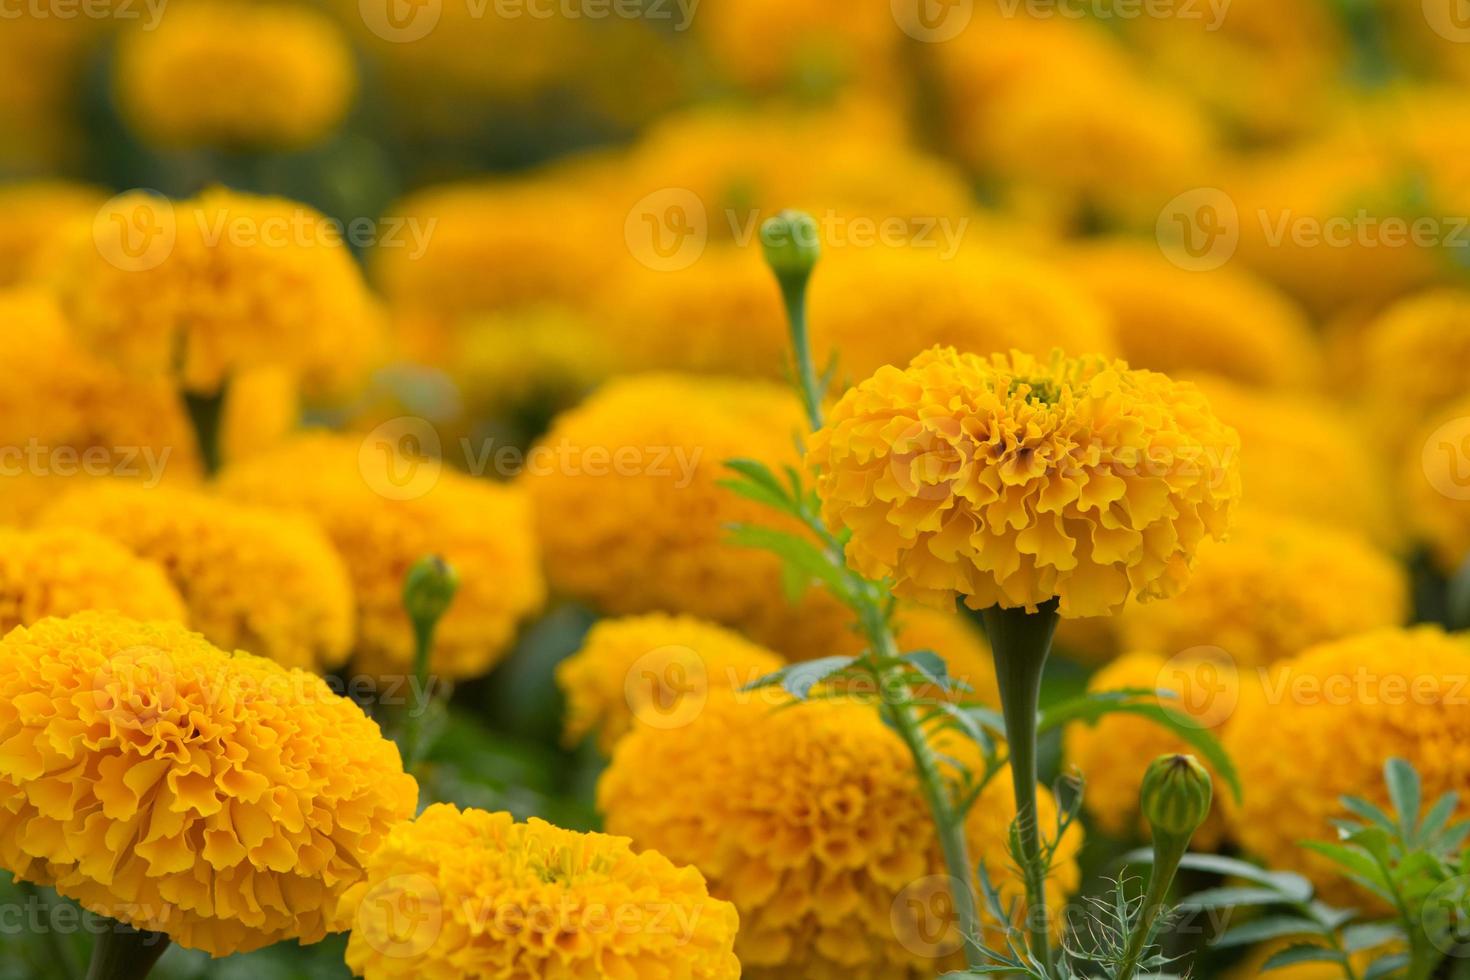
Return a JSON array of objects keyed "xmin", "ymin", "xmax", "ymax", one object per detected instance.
[
  {"xmin": 220, "ymin": 366, "xmax": 300, "ymax": 464},
  {"xmin": 114, "ymin": 1, "xmax": 355, "ymax": 150},
  {"xmin": 1189, "ymin": 375, "xmax": 1398, "ymax": 548},
  {"xmin": 40, "ymin": 484, "xmax": 353, "ymax": 673},
  {"xmin": 1064, "ymin": 652, "xmax": 1232, "ymax": 849},
  {"xmin": 557, "ymin": 613, "xmax": 784, "ymax": 755},
  {"xmin": 1223, "ymin": 627, "xmax": 1470, "ymax": 905},
  {"xmin": 600, "ymin": 694, "xmax": 1082, "ymax": 979},
  {"xmin": 809, "ymin": 244, "xmax": 1118, "ymax": 387},
  {"xmin": 0, "ymin": 526, "xmax": 185, "ymax": 633},
  {"xmin": 342, "ymin": 803, "xmax": 740, "ymax": 980},
  {"xmin": 0, "ymin": 612, "xmax": 419, "ymax": 955},
  {"xmin": 1063, "ymin": 240, "xmax": 1322, "ymax": 389},
  {"xmin": 1360, "ymin": 289, "xmax": 1470, "ymax": 455},
  {"xmin": 219, "ymin": 432, "xmax": 545, "ymax": 680},
  {"xmin": 523, "ymin": 373, "xmax": 806, "ymax": 632},
  {"xmin": 44, "ymin": 187, "xmax": 385, "ymax": 396},
  {"xmin": 1404, "ymin": 395, "xmax": 1470, "ymax": 573},
  {"xmin": 0, "ymin": 180, "xmax": 106, "ymax": 286},
  {"xmin": 453, "ymin": 308, "xmax": 614, "ymax": 419},
  {"xmin": 692, "ymin": 0, "xmax": 899, "ymax": 90},
  {"xmin": 807, "ymin": 348, "xmax": 1241, "ymax": 618},
  {"xmin": 1118, "ymin": 513, "xmax": 1407, "ymax": 669}
]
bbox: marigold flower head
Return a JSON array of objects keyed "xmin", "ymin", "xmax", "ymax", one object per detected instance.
[
  {"xmin": 0, "ymin": 527, "xmax": 185, "ymax": 633},
  {"xmin": 557, "ymin": 613, "xmax": 784, "ymax": 755},
  {"xmin": 219, "ymin": 432, "xmax": 545, "ymax": 680},
  {"xmin": 40, "ymin": 484, "xmax": 353, "ymax": 673},
  {"xmin": 0, "ymin": 180, "xmax": 106, "ymax": 285},
  {"xmin": 1223, "ymin": 627, "xmax": 1470, "ymax": 904},
  {"xmin": 0, "ymin": 612, "xmax": 419, "ymax": 955},
  {"xmin": 1064, "ymin": 651, "xmax": 1231, "ymax": 849},
  {"xmin": 452, "ymin": 308, "xmax": 613, "ymax": 419},
  {"xmin": 600, "ymin": 694, "xmax": 1082, "ymax": 979},
  {"xmin": 342, "ymin": 803, "xmax": 740, "ymax": 980},
  {"xmin": 1063, "ymin": 240, "xmax": 1322, "ymax": 389},
  {"xmin": 523, "ymin": 373, "xmax": 808, "ymax": 632},
  {"xmin": 1406, "ymin": 395, "xmax": 1470, "ymax": 572},
  {"xmin": 113, "ymin": 1, "xmax": 355, "ymax": 150},
  {"xmin": 1360, "ymin": 289, "xmax": 1470, "ymax": 454},
  {"xmin": 807, "ymin": 348, "xmax": 1241, "ymax": 617},
  {"xmin": 44, "ymin": 187, "xmax": 385, "ymax": 396}
]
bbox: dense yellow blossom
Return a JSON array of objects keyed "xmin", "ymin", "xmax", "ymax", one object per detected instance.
[
  {"xmin": 692, "ymin": 0, "xmax": 899, "ymax": 91},
  {"xmin": 40, "ymin": 484, "xmax": 354, "ymax": 673},
  {"xmin": 1360, "ymin": 289, "xmax": 1470, "ymax": 454},
  {"xmin": 1189, "ymin": 375, "xmax": 1399, "ymax": 548},
  {"xmin": 114, "ymin": 1, "xmax": 356, "ymax": 149},
  {"xmin": 809, "ymin": 245, "xmax": 1118, "ymax": 388},
  {"xmin": 0, "ymin": 181, "xmax": 106, "ymax": 285},
  {"xmin": 0, "ymin": 612, "xmax": 419, "ymax": 955},
  {"xmin": 523, "ymin": 373, "xmax": 808, "ymax": 632},
  {"xmin": 1224, "ymin": 627, "xmax": 1470, "ymax": 904},
  {"xmin": 44, "ymin": 188, "xmax": 385, "ymax": 396},
  {"xmin": 219, "ymin": 432, "xmax": 546, "ymax": 679},
  {"xmin": 1118, "ymin": 513, "xmax": 1406, "ymax": 668},
  {"xmin": 0, "ymin": 527, "xmax": 185, "ymax": 633},
  {"xmin": 342, "ymin": 803, "xmax": 740, "ymax": 980},
  {"xmin": 600, "ymin": 693, "xmax": 1081, "ymax": 979},
  {"xmin": 1062, "ymin": 240, "xmax": 1322, "ymax": 389},
  {"xmin": 807, "ymin": 348, "xmax": 1241, "ymax": 617},
  {"xmin": 1404, "ymin": 395, "xmax": 1470, "ymax": 573},
  {"xmin": 1064, "ymin": 652, "xmax": 1232, "ymax": 849},
  {"xmin": 557, "ymin": 613, "xmax": 784, "ymax": 755}
]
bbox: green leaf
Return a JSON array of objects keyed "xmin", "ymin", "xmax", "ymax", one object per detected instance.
[
  {"xmin": 1342, "ymin": 796, "xmax": 1398, "ymax": 834},
  {"xmin": 1176, "ymin": 886, "xmax": 1291, "ymax": 911},
  {"xmin": 1385, "ymin": 757, "xmax": 1421, "ymax": 839},
  {"xmin": 1364, "ymin": 953, "xmax": 1411, "ymax": 979},
  {"xmin": 1213, "ymin": 915, "xmax": 1327, "ymax": 948},
  {"xmin": 1260, "ymin": 944, "xmax": 1344, "ymax": 971},
  {"xmin": 1123, "ymin": 851, "xmax": 1315, "ymax": 903},
  {"xmin": 903, "ymin": 650, "xmax": 951, "ymax": 688},
  {"xmin": 726, "ymin": 523, "xmax": 855, "ymax": 605},
  {"xmin": 1420, "ymin": 791, "xmax": 1460, "ymax": 844},
  {"xmin": 719, "ymin": 459, "xmax": 797, "ymax": 515},
  {"xmin": 1340, "ymin": 921, "xmax": 1405, "ymax": 952},
  {"xmin": 1299, "ymin": 841, "xmax": 1391, "ymax": 893},
  {"xmin": 744, "ymin": 656, "xmax": 858, "ymax": 701}
]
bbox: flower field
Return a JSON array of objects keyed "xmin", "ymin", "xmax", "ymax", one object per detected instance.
[{"xmin": 4, "ymin": 2, "xmax": 1470, "ymax": 979}]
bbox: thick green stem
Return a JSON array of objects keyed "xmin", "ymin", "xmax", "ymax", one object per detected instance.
[
  {"xmin": 980, "ymin": 600, "xmax": 1061, "ymax": 974},
  {"xmin": 401, "ymin": 618, "xmax": 437, "ymax": 771},
  {"xmin": 1117, "ymin": 833, "xmax": 1189, "ymax": 980},
  {"xmin": 182, "ymin": 386, "xmax": 227, "ymax": 478},
  {"xmin": 85, "ymin": 921, "xmax": 169, "ymax": 980},
  {"xmin": 774, "ymin": 271, "xmax": 824, "ymax": 431},
  {"xmin": 19, "ymin": 881, "xmax": 82, "ymax": 980}
]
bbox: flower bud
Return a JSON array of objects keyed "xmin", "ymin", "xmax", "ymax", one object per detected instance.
[
  {"xmin": 403, "ymin": 554, "xmax": 459, "ymax": 628},
  {"xmin": 1139, "ymin": 754, "xmax": 1213, "ymax": 839},
  {"xmin": 760, "ymin": 210, "xmax": 821, "ymax": 280}
]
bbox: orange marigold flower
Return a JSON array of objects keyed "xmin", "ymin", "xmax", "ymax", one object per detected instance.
[
  {"xmin": 0, "ymin": 612, "xmax": 419, "ymax": 955},
  {"xmin": 0, "ymin": 180, "xmax": 106, "ymax": 286},
  {"xmin": 0, "ymin": 526, "xmax": 185, "ymax": 633},
  {"xmin": 806, "ymin": 348, "xmax": 1241, "ymax": 617}
]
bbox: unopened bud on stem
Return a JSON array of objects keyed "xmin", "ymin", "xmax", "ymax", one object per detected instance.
[{"xmin": 1140, "ymin": 754, "xmax": 1213, "ymax": 840}]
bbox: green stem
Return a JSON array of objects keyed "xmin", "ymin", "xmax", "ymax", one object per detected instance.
[
  {"xmin": 401, "ymin": 619, "xmax": 438, "ymax": 772},
  {"xmin": 774, "ymin": 270, "xmax": 824, "ymax": 432},
  {"xmin": 980, "ymin": 600, "xmax": 1062, "ymax": 975},
  {"xmin": 183, "ymin": 385, "xmax": 228, "ymax": 478},
  {"xmin": 1117, "ymin": 833, "xmax": 1188, "ymax": 980},
  {"xmin": 19, "ymin": 881, "xmax": 82, "ymax": 980},
  {"xmin": 84, "ymin": 920, "xmax": 169, "ymax": 980}
]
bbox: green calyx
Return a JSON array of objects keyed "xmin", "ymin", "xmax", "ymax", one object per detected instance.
[
  {"xmin": 759, "ymin": 210, "xmax": 821, "ymax": 281},
  {"xmin": 1140, "ymin": 753, "xmax": 1213, "ymax": 839},
  {"xmin": 403, "ymin": 554, "xmax": 460, "ymax": 631}
]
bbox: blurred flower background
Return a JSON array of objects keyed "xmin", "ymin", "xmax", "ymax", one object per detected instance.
[{"xmin": 3, "ymin": 0, "xmax": 1470, "ymax": 977}]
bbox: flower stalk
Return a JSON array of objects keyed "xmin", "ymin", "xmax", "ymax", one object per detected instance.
[
  {"xmin": 182, "ymin": 384, "xmax": 228, "ymax": 477},
  {"xmin": 760, "ymin": 211, "xmax": 825, "ymax": 431},
  {"xmin": 84, "ymin": 920, "xmax": 169, "ymax": 980},
  {"xmin": 401, "ymin": 554, "xmax": 459, "ymax": 770}
]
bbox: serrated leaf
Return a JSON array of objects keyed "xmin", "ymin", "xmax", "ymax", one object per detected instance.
[
  {"xmin": 903, "ymin": 650, "xmax": 950, "ymax": 688},
  {"xmin": 1213, "ymin": 915, "xmax": 1326, "ymax": 948},
  {"xmin": 743, "ymin": 656, "xmax": 858, "ymax": 700},
  {"xmin": 1261, "ymin": 944, "xmax": 1343, "ymax": 971},
  {"xmin": 1300, "ymin": 841, "xmax": 1389, "ymax": 890},
  {"xmin": 1385, "ymin": 757, "xmax": 1421, "ymax": 839},
  {"xmin": 725, "ymin": 524, "xmax": 855, "ymax": 605}
]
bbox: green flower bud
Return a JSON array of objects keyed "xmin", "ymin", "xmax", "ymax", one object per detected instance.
[
  {"xmin": 760, "ymin": 210, "xmax": 821, "ymax": 280},
  {"xmin": 403, "ymin": 554, "xmax": 459, "ymax": 629},
  {"xmin": 1140, "ymin": 754, "xmax": 1213, "ymax": 839}
]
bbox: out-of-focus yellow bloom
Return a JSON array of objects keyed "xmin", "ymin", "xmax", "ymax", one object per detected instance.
[
  {"xmin": 0, "ymin": 181, "xmax": 106, "ymax": 286},
  {"xmin": 1224, "ymin": 627, "xmax": 1470, "ymax": 905},
  {"xmin": 1404, "ymin": 395, "xmax": 1470, "ymax": 573},
  {"xmin": 809, "ymin": 245, "xmax": 1117, "ymax": 388},
  {"xmin": 341, "ymin": 804, "xmax": 741, "ymax": 980},
  {"xmin": 1360, "ymin": 289, "xmax": 1470, "ymax": 455},
  {"xmin": 219, "ymin": 432, "xmax": 545, "ymax": 680},
  {"xmin": 1119, "ymin": 512, "xmax": 1407, "ymax": 669},
  {"xmin": 1065, "ymin": 651, "xmax": 1233, "ymax": 849},
  {"xmin": 1225, "ymin": 939, "xmax": 1377, "ymax": 980},
  {"xmin": 523, "ymin": 373, "xmax": 808, "ymax": 634},
  {"xmin": 453, "ymin": 308, "xmax": 613, "ymax": 419},
  {"xmin": 0, "ymin": 15, "xmax": 102, "ymax": 171},
  {"xmin": 0, "ymin": 612, "xmax": 419, "ymax": 956},
  {"xmin": 1062, "ymin": 240, "xmax": 1321, "ymax": 389},
  {"xmin": 1189, "ymin": 375, "xmax": 1399, "ymax": 549},
  {"xmin": 557, "ymin": 613, "xmax": 784, "ymax": 755},
  {"xmin": 220, "ymin": 366, "xmax": 300, "ymax": 464},
  {"xmin": 114, "ymin": 1, "xmax": 356, "ymax": 150},
  {"xmin": 40, "ymin": 484, "xmax": 354, "ymax": 673},
  {"xmin": 807, "ymin": 348, "xmax": 1241, "ymax": 617},
  {"xmin": 0, "ymin": 526, "xmax": 185, "ymax": 633},
  {"xmin": 692, "ymin": 0, "xmax": 900, "ymax": 91},
  {"xmin": 44, "ymin": 188, "xmax": 385, "ymax": 396},
  {"xmin": 1052, "ymin": 616, "xmax": 1121, "ymax": 666},
  {"xmin": 600, "ymin": 693, "xmax": 1081, "ymax": 979}
]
